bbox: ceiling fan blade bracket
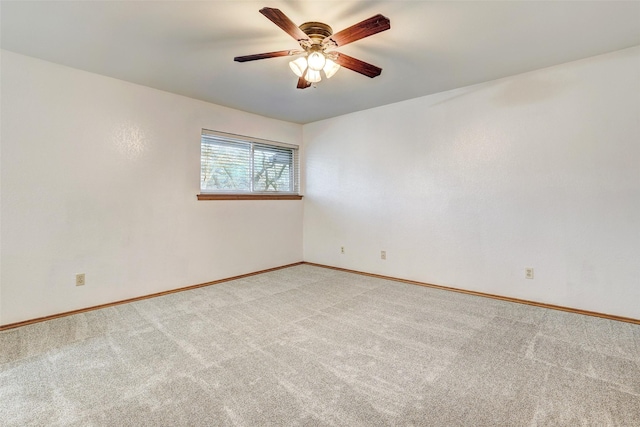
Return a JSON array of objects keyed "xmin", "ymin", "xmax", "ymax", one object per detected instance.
[
  {"xmin": 298, "ymin": 39, "xmax": 312, "ymax": 49},
  {"xmin": 322, "ymin": 39, "xmax": 338, "ymax": 49},
  {"xmin": 324, "ymin": 51, "xmax": 339, "ymax": 61}
]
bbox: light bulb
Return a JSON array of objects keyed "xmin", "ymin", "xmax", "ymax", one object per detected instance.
[
  {"xmin": 323, "ymin": 58, "xmax": 340, "ymax": 79},
  {"xmin": 307, "ymin": 51, "xmax": 326, "ymax": 72},
  {"xmin": 305, "ymin": 69, "xmax": 321, "ymax": 83},
  {"xmin": 289, "ymin": 57, "xmax": 307, "ymax": 78}
]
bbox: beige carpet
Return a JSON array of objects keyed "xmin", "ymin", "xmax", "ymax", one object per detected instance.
[{"xmin": 1, "ymin": 264, "xmax": 639, "ymax": 426}]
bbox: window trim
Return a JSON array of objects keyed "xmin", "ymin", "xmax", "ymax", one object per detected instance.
[
  {"xmin": 199, "ymin": 129, "xmax": 302, "ymax": 200},
  {"xmin": 197, "ymin": 194, "xmax": 303, "ymax": 201}
]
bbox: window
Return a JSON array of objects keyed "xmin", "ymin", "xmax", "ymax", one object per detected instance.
[{"xmin": 199, "ymin": 130, "xmax": 301, "ymax": 200}]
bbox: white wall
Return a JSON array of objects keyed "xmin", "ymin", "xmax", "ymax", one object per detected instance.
[
  {"xmin": 2, "ymin": 46, "xmax": 639, "ymax": 325},
  {"xmin": 303, "ymin": 46, "xmax": 640, "ymax": 319},
  {"xmin": 0, "ymin": 51, "xmax": 303, "ymax": 325}
]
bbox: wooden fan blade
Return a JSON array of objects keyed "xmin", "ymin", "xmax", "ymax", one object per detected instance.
[
  {"xmin": 334, "ymin": 53, "xmax": 382, "ymax": 78},
  {"xmin": 234, "ymin": 50, "xmax": 298, "ymax": 62},
  {"xmin": 324, "ymin": 14, "xmax": 390, "ymax": 47},
  {"xmin": 260, "ymin": 7, "xmax": 310, "ymax": 42},
  {"xmin": 297, "ymin": 77, "xmax": 312, "ymax": 89}
]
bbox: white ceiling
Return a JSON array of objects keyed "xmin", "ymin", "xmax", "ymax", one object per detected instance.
[{"xmin": 2, "ymin": 1, "xmax": 639, "ymax": 124}]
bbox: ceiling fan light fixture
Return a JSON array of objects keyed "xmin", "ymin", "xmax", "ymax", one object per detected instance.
[
  {"xmin": 307, "ymin": 51, "xmax": 326, "ymax": 71},
  {"xmin": 323, "ymin": 58, "xmax": 340, "ymax": 79},
  {"xmin": 289, "ymin": 56, "xmax": 307, "ymax": 78},
  {"xmin": 305, "ymin": 69, "xmax": 322, "ymax": 83}
]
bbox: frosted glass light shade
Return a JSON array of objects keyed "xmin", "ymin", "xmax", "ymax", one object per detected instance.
[
  {"xmin": 323, "ymin": 59, "xmax": 340, "ymax": 79},
  {"xmin": 305, "ymin": 69, "xmax": 322, "ymax": 83},
  {"xmin": 289, "ymin": 57, "xmax": 307, "ymax": 78},
  {"xmin": 307, "ymin": 52, "xmax": 326, "ymax": 71}
]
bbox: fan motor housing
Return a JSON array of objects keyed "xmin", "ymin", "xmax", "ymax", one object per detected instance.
[{"xmin": 299, "ymin": 22, "xmax": 333, "ymax": 44}]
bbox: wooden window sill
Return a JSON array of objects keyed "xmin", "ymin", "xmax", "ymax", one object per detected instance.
[{"xmin": 197, "ymin": 194, "xmax": 303, "ymax": 201}]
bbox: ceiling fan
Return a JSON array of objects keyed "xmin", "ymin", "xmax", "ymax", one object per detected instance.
[{"xmin": 234, "ymin": 7, "xmax": 391, "ymax": 89}]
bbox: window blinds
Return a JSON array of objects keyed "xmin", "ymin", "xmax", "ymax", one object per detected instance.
[{"xmin": 200, "ymin": 130, "xmax": 299, "ymax": 194}]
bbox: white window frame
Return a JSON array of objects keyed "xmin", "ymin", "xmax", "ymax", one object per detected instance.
[{"xmin": 199, "ymin": 129, "xmax": 301, "ymax": 200}]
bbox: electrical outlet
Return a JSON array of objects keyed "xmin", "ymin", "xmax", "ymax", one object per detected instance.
[
  {"xmin": 381, "ymin": 251, "xmax": 386, "ymax": 260},
  {"xmin": 340, "ymin": 246, "xmax": 345, "ymax": 254},
  {"xmin": 76, "ymin": 273, "xmax": 85, "ymax": 286},
  {"xmin": 525, "ymin": 268, "xmax": 534, "ymax": 279}
]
